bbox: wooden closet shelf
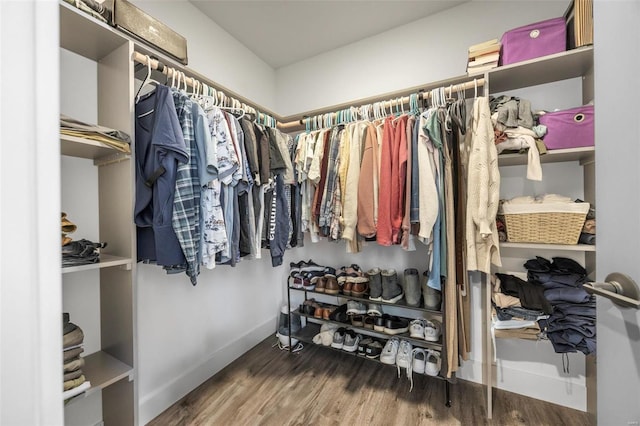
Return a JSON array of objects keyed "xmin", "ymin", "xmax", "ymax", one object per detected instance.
[
  {"xmin": 499, "ymin": 242, "xmax": 595, "ymax": 252},
  {"xmin": 62, "ymin": 254, "xmax": 133, "ymax": 274},
  {"xmin": 81, "ymin": 351, "xmax": 133, "ymax": 396},
  {"xmin": 59, "ymin": 1, "xmax": 127, "ymax": 60},
  {"xmin": 498, "ymin": 146, "xmax": 595, "ymax": 167},
  {"xmin": 488, "ymin": 46, "xmax": 593, "ymax": 93},
  {"xmin": 61, "ymin": 134, "xmax": 130, "ymax": 162}
]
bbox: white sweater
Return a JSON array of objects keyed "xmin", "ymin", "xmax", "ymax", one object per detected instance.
[{"xmin": 466, "ymin": 97, "xmax": 501, "ymax": 273}]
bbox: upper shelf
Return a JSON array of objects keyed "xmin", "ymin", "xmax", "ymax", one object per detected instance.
[
  {"xmin": 488, "ymin": 46, "xmax": 593, "ymax": 93},
  {"xmin": 62, "ymin": 254, "xmax": 132, "ymax": 274},
  {"xmin": 59, "ymin": 1, "xmax": 128, "ymax": 60},
  {"xmin": 61, "ymin": 134, "xmax": 130, "ymax": 162},
  {"xmin": 498, "ymin": 146, "xmax": 595, "ymax": 167},
  {"xmin": 500, "ymin": 242, "xmax": 596, "ymax": 252}
]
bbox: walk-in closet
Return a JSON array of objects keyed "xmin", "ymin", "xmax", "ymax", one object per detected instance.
[{"xmin": 1, "ymin": 1, "xmax": 639, "ymax": 425}]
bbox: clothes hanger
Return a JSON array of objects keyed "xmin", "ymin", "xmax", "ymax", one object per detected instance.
[
  {"xmin": 474, "ymin": 78, "xmax": 478, "ymax": 99},
  {"xmin": 135, "ymin": 55, "xmax": 162, "ymax": 104}
]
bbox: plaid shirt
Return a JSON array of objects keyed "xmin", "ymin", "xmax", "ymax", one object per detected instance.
[{"xmin": 172, "ymin": 90, "xmax": 201, "ymax": 285}]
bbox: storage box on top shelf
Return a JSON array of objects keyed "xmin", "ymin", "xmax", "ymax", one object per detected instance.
[
  {"xmin": 111, "ymin": 0, "xmax": 188, "ymax": 64},
  {"xmin": 499, "ymin": 17, "xmax": 566, "ymax": 66}
]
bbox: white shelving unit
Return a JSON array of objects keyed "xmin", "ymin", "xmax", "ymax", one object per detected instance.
[
  {"xmin": 60, "ymin": 2, "xmax": 137, "ymax": 425},
  {"xmin": 483, "ymin": 46, "xmax": 596, "ymax": 419}
]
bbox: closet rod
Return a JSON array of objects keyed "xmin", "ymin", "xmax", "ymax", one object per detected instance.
[
  {"xmin": 131, "ymin": 51, "xmax": 278, "ymax": 125},
  {"xmin": 277, "ymin": 78, "xmax": 485, "ymax": 131}
]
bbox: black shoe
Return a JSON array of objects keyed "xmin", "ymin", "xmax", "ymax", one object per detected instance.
[{"xmin": 383, "ymin": 316, "xmax": 409, "ymax": 335}]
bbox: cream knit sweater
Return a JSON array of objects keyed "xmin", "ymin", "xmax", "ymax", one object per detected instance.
[{"xmin": 466, "ymin": 97, "xmax": 501, "ymax": 273}]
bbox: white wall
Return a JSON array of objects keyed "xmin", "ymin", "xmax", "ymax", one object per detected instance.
[
  {"xmin": 276, "ymin": 1, "xmax": 568, "ymax": 116},
  {"xmin": 131, "ymin": 0, "xmax": 277, "ymax": 111},
  {"xmin": 594, "ymin": 1, "xmax": 640, "ymax": 425}
]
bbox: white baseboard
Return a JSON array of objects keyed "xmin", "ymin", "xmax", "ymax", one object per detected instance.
[
  {"xmin": 457, "ymin": 358, "xmax": 587, "ymax": 412},
  {"xmin": 139, "ymin": 315, "xmax": 277, "ymax": 425}
]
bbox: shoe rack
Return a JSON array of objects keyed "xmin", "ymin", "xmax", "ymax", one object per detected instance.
[{"xmin": 286, "ymin": 272, "xmax": 452, "ymax": 406}]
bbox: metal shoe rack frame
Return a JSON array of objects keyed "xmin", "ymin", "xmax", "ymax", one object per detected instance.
[{"xmin": 286, "ymin": 284, "xmax": 452, "ymax": 407}]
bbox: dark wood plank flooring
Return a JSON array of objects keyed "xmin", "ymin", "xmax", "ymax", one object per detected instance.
[{"xmin": 148, "ymin": 337, "xmax": 592, "ymax": 425}]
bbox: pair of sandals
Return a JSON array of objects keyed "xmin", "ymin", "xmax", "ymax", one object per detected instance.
[{"xmin": 61, "ymin": 212, "xmax": 77, "ymax": 246}]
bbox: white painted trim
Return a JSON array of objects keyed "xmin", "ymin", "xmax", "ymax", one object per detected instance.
[
  {"xmin": 458, "ymin": 358, "xmax": 587, "ymax": 412},
  {"xmin": 0, "ymin": 1, "xmax": 61, "ymax": 424},
  {"xmin": 138, "ymin": 316, "xmax": 277, "ymax": 425}
]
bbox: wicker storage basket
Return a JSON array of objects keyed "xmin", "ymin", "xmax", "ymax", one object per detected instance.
[{"xmin": 501, "ymin": 202, "xmax": 590, "ymax": 244}]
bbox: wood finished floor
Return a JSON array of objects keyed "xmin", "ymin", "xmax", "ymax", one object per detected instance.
[{"xmin": 148, "ymin": 338, "xmax": 593, "ymax": 426}]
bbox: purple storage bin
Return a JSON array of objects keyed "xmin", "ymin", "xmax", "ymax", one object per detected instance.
[
  {"xmin": 539, "ymin": 105, "xmax": 594, "ymax": 150},
  {"xmin": 500, "ymin": 17, "xmax": 567, "ymax": 65}
]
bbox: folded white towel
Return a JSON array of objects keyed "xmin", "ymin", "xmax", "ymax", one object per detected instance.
[{"xmin": 537, "ymin": 194, "xmax": 573, "ymax": 203}]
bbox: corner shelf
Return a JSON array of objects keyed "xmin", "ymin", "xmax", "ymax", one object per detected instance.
[
  {"xmin": 499, "ymin": 242, "xmax": 595, "ymax": 252},
  {"xmin": 59, "ymin": 1, "xmax": 127, "ymax": 61},
  {"xmin": 61, "ymin": 134, "xmax": 130, "ymax": 163},
  {"xmin": 488, "ymin": 46, "xmax": 593, "ymax": 93},
  {"xmin": 62, "ymin": 254, "xmax": 133, "ymax": 274},
  {"xmin": 498, "ymin": 146, "xmax": 594, "ymax": 167}
]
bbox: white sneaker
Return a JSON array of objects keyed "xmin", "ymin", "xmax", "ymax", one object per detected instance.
[
  {"xmin": 380, "ymin": 338, "xmax": 400, "ymax": 365},
  {"xmin": 411, "ymin": 348, "xmax": 426, "ymax": 375},
  {"xmin": 346, "ymin": 300, "xmax": 367, "ymax": 315},
  {"xmin": 425, "ymin": 350, "xmax": 441, "ymax": 377},
  {"xmin": 409, "ymin": 319, "xmax": 426, "ymax": 339},
  {"xmin": 407, "ymin": 347, "xmax": 427, "ymax": 391},
  {"xmin": 367, "ymin": 303, "xmax": 383, "ymax": 316},
  {"xmin": 396, "ymin": 340, "xmax": 413, "ymax": 370},
  {"xmin": 424, "ymin": 319, "xmax": 442, "ymax": 342}
]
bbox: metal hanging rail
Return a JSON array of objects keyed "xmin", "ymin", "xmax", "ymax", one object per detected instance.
[
  {"xmin": 277, "ymin": 77, "xmax": 486, "ymax": 132},
  {"xmin": 131, "ymin": 51, "xmax": 279, "ymax": 127},
  {"xmin": 133, "ymin": 48, "xmax": 486, "ymax": 132}
]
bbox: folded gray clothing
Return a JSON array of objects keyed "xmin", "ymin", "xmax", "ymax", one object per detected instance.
[
  {"xmin": 63, "ymin": 322, "xmax": 77, "ymax": 335},
  {"xmin": 63, "ymin": 326, "xmax": 84, "ymax": 349},
  {"xmin": 579, "ymin": 233, "xmax": 596, "ymax": 245},
  {"xmin": 60, "ymin": 114, "xmax": 131, "ymax": 144},
  {"xmin": 63, "ymin": 346, "xmax": 84, "ymax": 362},
  {"xmin": 545, "ymin": 287, "xmax": 591, "ymax": 304},
  {"xmin": 61, "ymin": 239, "xmax": 106, "ymax": 257},
  {"xmin": 64, "ymin": 357, "xmax": 85, "ymax": 373},
  {"xmin": 64, "ymin": 368, "xmax": 83, "ymax": 382}
]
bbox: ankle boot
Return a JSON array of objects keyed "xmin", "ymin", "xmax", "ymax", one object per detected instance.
[
  {"xmin": 421, "ymin": 270, "xmax": 442, "ymax": 311},
  {"xmin": 367, "ymin": 268, "xmax": 382, "ymax": 301},
  {"xmin": 381, "ymin": 269, "xmax": 403, "ymax": 303},
  {"xmin": 404, "ymin": 268, "xmax": 421, "ymax": 307}
]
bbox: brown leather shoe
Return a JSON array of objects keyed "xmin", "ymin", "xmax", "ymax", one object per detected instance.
[
  {"xmin": 351, "ymin": 282, "xmax": 369, "ymax": 297},
  {"xmin": 314, "ymin": 307, "xmax": 324, "ymax": 319},
  {"xmin": 324, "ymin": 276, "xmax": 340, "ymax": 295},
  {"xmin": 323, "ymin": 307, "xmax": 334, "ymax": 320},
  {"xmin": 314, "ymin": 276, "xmax": 326, "ymax": 293},
  {"xmin": 342, "ymin": 281, "xmax": 353, "ymax": 295}
]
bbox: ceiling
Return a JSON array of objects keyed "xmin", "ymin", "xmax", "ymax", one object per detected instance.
[{"xmin": 189, "ymin": 1, "xmax": 467, "ymax": 69}]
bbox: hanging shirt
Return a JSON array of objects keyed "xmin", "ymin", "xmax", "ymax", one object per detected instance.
[
  {"xmin": 377, "ymin": 116, "xmax": 395, "ymax": 246},
  {"xmin": 171, "ymin": 90, "xmax": 201, "ymax": 285},
  {"xmin": 134, "ymin": 85, "xmax": 188, "ymax": 268}
]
